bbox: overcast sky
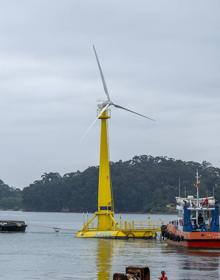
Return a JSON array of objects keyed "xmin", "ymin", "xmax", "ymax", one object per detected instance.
[{"xmin": 0, "ymin": 0, "xmax": 219, "ymax": 188}]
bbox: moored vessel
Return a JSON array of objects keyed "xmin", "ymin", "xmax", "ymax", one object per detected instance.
[
  {"xmin": 0, "ymin": 220, "xmax": 27, "ymax": 232},
  {"xmin": 161, "ymin": 170, "xmax": 220, "ymax": 249}
]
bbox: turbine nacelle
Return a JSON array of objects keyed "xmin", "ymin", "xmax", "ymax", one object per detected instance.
[
  {"xmin": 97, "ymin": 100, "xmax": 112, "ymax": 110},
  {"xmin": 97, "ymin": 102, "xmax": 111, "ymax": 118}
]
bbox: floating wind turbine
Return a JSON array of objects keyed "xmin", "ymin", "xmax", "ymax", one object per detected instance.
[
  {"xmin": 82, "ymin": 46, "xmax": 155, "ymax": 140},
  {"xmin": 76, "ymin": 46, "xmax": 157, "ymax": 239}
]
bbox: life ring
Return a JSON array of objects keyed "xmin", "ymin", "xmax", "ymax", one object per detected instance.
[{"xmin": 126, "ymin": 232, "xmax": 135, "ymax": 239}]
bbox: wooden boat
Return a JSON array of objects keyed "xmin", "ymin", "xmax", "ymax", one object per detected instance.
[
  {"xmin": 161, "ymin": 170, "xmax": 220, "ymax": 249},
  {"xmin": 0, "ymin": 220, "xmax": 27, "ymax": 232}
]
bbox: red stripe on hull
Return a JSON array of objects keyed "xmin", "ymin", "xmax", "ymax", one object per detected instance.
[{"xmin": 167, "ymin": 239, "xmax": 220, "ymax": 249}]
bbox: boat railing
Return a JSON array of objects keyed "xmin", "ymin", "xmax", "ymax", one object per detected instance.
[
  {"xmin": 187, "ymin": 207, "xmax": 215, "ymax": 211},
  {"xmin": 176, "ymin": 196, "xmax": 215, "ymax": 209},
  {"xmin": 82, "ymin": 219, "xmax": 162, "ymax": 231},
  {"xmin": 118, "ymin": 220, "xmax": 162, "ymax": 231}
]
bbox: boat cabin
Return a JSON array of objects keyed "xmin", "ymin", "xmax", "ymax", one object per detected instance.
[{"xmin": 172, "ymin": 195, "xmax": 219, "ymax": 232}]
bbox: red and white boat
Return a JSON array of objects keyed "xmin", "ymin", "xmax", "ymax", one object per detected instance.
[{"xmin": 161, "ymin": 170, "xmax": 220, "ymax": 249}]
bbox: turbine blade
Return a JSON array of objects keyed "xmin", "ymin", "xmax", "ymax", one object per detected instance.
[
  {"xmin": 81, "ymin": 117, "xmax": 99, "ymax": 141},
  {"xmin": 81, "ymin": 104, "xmax": 110, "ymax": 141},
  {"xmin": 93, "ymin": 45, "xmax": 111, "ymax": 101},
  {"xmin": 113, "ymin": 104, "xmax": 155, "ymax": 121}
]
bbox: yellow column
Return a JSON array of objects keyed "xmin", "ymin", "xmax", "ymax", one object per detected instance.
[{"xmin": 97, "ymin": 109, "xmax": 114, "ymax": 230}]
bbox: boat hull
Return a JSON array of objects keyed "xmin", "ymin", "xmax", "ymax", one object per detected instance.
[
  {"xmin": 162, "ymin": 224, "xmax": 220, "ymax": 249},
  {"xmin": 0, "ymin": 221, "xmax": 27, "ymax": 233}
]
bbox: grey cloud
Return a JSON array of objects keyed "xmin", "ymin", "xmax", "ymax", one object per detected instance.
[{"xmin": 0, "ymin": 0, "xmax": 219, "ymax": 187}]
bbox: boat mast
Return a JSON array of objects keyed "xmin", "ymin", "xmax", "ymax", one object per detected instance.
[
  {"xmin": 196, "ymin": 169, "xmax": 200, "ymax": 207},
  {"xmin": 213, "ymin": 184, "xmax": 215, "ymax": 197},
  {"xmin": 195, "ymin": 169, "xmax": 200, "ymax": 222}
]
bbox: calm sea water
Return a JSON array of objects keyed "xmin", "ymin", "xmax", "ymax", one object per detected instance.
[{"xmin": 0, "ymin": 211, "xmax": 220, "ymax": 280}]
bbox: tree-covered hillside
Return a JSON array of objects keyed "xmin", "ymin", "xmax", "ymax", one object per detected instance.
[
  {"xmin": 21, "ymin": 155, "xmax": 220, "ymax": 213},
  {"xmin": 0, "ymin": 180, "xmax": 22, "ymax": 210}
]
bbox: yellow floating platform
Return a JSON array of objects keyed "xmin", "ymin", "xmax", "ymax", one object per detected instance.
[
  {"xmin": 76, "ymin": 214, "xmax": 160, "ymax": 239},
  {"xmin": 76, "ymin": 228, "xmax": 158, "ymax": 239}
]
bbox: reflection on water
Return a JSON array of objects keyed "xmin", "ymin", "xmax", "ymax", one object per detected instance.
[
  {"xmin": 96, "ymin": 240, "xmax": 113, "ymax": 280},
  {"xmin": 95, "ymin": 238, "xmax": 166, "ymax": 280},
  {"xmin": 95, "ymin": 238, "xmax": 220, "ymax": 280},
  {"xmin": 182, "ymin": 250, "xmax": 220, "ymax": 272},
  {"xmin": 161, "ymin": 246, "xmax": 220, "ymax": 279},
  {"xmin": 1, "ymin": 212, "xmax": 220, "ymax": 280}
]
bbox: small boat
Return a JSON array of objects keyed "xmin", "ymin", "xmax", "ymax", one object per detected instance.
[
  {"xmin": 161, "ymin": 170, "xmax": 220, "ymax": 249},
  {"xmin": 0, "ymin": 220, "xmax": 27, "ymax": 232}
]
